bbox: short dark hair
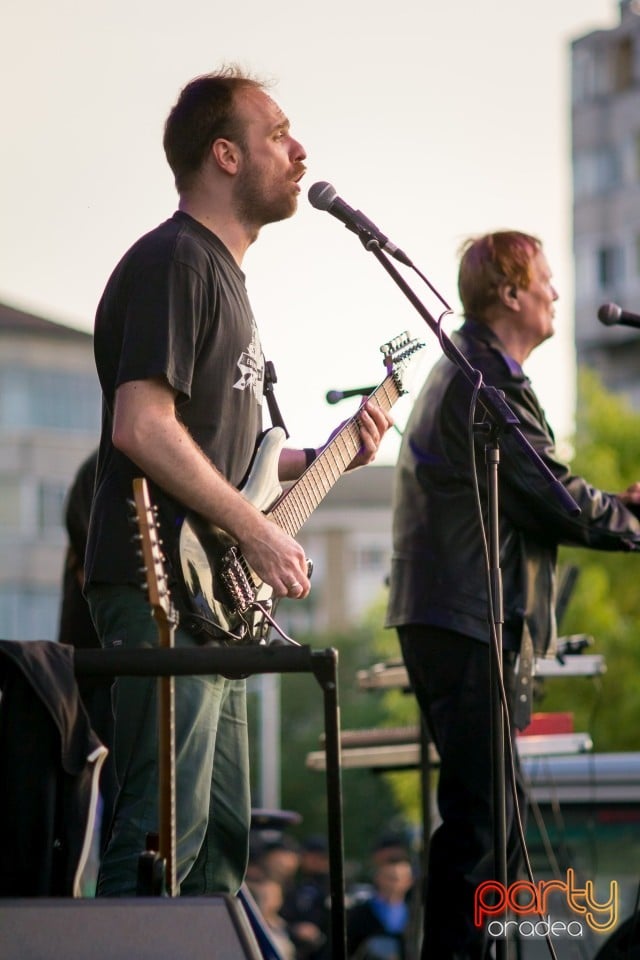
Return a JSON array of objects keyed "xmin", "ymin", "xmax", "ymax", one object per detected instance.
[
  {"xmin": 163, "ymin": 65, "xmax": 266, "ymax": 193},
  {"xmin": 457, "ymin": 230, "xmax": 542, "ymax": 319}
]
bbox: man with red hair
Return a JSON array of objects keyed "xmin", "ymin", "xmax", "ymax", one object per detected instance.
[{"xmin": 386, "ymin": 230, "xmax": 640, "ymax": 958}]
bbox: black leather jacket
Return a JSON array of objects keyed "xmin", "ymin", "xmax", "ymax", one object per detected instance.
[
  {"xmin": 0, "ymin": 640, "xmax": 107, "ymax": 896},
  {"xmin": 386, "ymin": 319, "xmax": 640, "ymax": 656}
]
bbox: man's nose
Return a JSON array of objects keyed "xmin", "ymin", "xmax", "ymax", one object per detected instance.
[{"xmin": 290, "ymin": 137, "xmax": 306, "ymax": 162}]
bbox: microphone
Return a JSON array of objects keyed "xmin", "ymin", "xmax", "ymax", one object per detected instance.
[
  {"xmin": 326, "ymin": 385, "xmax": 377, "ymax": 405},
  {"xmin": 308, "ymin": 181, "xmax": 413, "ymax": 267},
  {"xmin": 598, "ymin": 302, "xmax": 640, "ymax": 329}
]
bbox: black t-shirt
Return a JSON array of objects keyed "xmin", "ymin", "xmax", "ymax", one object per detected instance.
[{"xmin": 85, "ymin": 211, "xmax": 264, "ymax": 591}]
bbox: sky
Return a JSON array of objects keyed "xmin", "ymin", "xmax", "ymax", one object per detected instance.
[{"xmin": 1, "ymin": 0, "xmax": 622, "ymax": 463}]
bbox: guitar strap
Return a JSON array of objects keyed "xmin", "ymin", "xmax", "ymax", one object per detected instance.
[{"xmin": 264, "ymin": 361, "xmax": 289, "ymax": 438}]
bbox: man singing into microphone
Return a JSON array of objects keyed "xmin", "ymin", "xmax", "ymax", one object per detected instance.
[
  {"xmin": 84, "ymin": 66, "xmax": 392, "ymax": 898},
  {"xmin": 386, "ymin": 230, "xmax": 640, "ymax": 959}
]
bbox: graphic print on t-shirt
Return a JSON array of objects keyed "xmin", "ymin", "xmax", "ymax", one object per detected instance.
[{"xmin": 233, "ymin": 324, "xmax": 264, "ymax": 403}]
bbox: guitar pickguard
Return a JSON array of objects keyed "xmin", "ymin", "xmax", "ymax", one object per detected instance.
[{"xmin": 178, "ymin": 427, "xmax": 286, "ymax": 644}]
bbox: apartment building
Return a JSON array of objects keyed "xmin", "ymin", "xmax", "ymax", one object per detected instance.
[
  {"xmin": 0, "ymin": 301, "xmax": 100, "ymax": 641},
  {"xmin": 0, "ymin": 300, "xmax": 394, "ymax": 641},
  {"xmin": 572, "ymin": 0, "xmax": 640, "ymax": 403}
]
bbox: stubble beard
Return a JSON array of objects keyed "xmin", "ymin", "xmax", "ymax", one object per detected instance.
[{"xmin": 233, "ymin": 164, "xmax": 297, "ymax": 234}]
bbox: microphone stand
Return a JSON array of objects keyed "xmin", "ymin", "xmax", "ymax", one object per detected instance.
[
  {"xmin": 486, "ymin": 429, "xmax": 508, "ymax": 926},
  {"xmin": 352, "ymin": 229, "xmax": 579, "ymax": 958}
]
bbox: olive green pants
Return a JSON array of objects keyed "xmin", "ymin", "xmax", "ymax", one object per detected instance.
[{"xmin": 87, "ymin": 584, "xmax": 250, "ymax": 896}]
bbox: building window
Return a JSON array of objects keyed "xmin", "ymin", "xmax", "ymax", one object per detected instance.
[
  {"xmin": 597, "ymin": 246, "xmax": 625, "ymax": 289},
  {"xmin": 613, "ymin": 36, "xmax": 635, "ymax": 92},
  {"xmin": 619, "ymin": 131, "xmax": 640, "ymax": 183},
  {"xmin": 573, "ymin": 47, "xmax": 596, "ymax": 104},
  {"xmin": 573, "ymin": 147, "xmax": 620, "ymax": 198},
  {"xmin": 0, "ymin": 367, "xmax": 100, "ymax": 432},
  {"xmin": 0, "ymin": 478, "xmax": 22, "ymax": 532},
  {"xmin": 355, "ymin": 545, "xmax": 387, "ymax": 572},
  {"xmin": 38, "ymin": 480, "xmax": 67, "ymax": 535},
  {"xmin": 633, "ymin": 132, "xmax": 640, "ymax": 182},
  {"xmin": 0, "ymin": 585, "xmax": 60, "ymax": 641},
  {"xmin": 574, "ymin": 248, "xmax": 596, "ymax": 303},
  {"xmin": 572, "ymin": 45, "xmax": 610, "ymax": 103},
  {"xmin": 634, "ymin": 235, "xmax": 640, "ymax": 276}
]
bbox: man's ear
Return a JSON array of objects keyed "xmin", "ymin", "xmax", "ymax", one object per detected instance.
[
  {"xmin": 498, "ymin": 281, "xmax": 519, "ymax": 310},
  {"xmin": 211, "ymin": 138, "xmax": 240, "ymax": 175}
]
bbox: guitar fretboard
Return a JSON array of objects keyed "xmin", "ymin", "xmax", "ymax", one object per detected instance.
[{"xmin": 269, "ymin": 376, "xmax": 399, "ymax": 538}]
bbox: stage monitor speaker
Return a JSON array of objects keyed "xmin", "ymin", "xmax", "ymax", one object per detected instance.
[{"xmin": 0, "ymin": 895, "xmax": 264, "ymax": 960}]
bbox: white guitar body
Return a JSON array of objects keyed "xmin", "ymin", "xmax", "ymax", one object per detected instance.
[{"xmin": 179, "ymin": 428, "xmax": 287, "ymax": 643}]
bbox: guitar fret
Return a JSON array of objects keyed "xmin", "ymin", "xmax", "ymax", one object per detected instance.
[
  {"xmin": 376, "ymin": 380, "xmax": 399, "ymax": 411},
  {"xmin": 298, "ymin": 475, "xmax": 325, "ymax": 511},
  {"xmin": 274, "ymin": 484, "xmax": 312, "ymax": 535},
  {"xmin": 285, "ymin": 494, "xmax": 306, "ymax": 535},
  {"xmin": 276, "ymin": 500, "xmax": 298, "ymax": 538},
  {"xmin": 296, "ymin": 487, "xmax": 313, "ymax": 523}
]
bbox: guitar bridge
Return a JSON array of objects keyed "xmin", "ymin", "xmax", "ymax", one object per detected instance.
[{"xmin": 220, "ymin": 547, "xmax": 256, "ymax": 613}]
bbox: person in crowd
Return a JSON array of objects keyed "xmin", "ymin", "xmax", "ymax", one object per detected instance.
[
  {"xmin": 370, "ymin": 832, "xmax": 413, "ymax": 869},
  {"xmin": 258, "ymin": 835, "xmax": 302, "ymax": 893},
  {"xmin": 347, "ymin": 855, "xmax": 414, "ymax": 959},
  {"xmin": 386, "ymin": 230, "xmax": 640, "ymax": 958},
  {"xmin": 247, "ymin": 871, "xmax": 297, "ymax": 960},
  {"xmin": 281, "ymin": 836, "xmax": 332, "ymax": 959}
]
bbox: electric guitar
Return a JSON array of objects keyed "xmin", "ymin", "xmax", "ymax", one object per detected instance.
[
  {"xmin": 178, "ymin": 331, "xmax": 424, "ymax": 645},
  {"xmin": 132, "ymin": 476, "xmax": 179, "ymax": 897}
]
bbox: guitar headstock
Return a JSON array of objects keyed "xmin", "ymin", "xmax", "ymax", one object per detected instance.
[
  {"xmin": 379, "ymin": 331, "xmax": 425, "ymax": 394},
  {"xmin": 131, "ymin": 477, "xmax": 178, "ymax": 633}
]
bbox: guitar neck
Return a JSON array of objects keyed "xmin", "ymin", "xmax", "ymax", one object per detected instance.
[
  {"xmin": 131, "ymin": 476, "xmax": 179, "ymax": 897},
  {"xmin": 155, "ymin": 584, "xmax": 177, "ymax": 896},
  {"xmin": 269, "ymin": 375, "xmax": 400, "ymax": 538}
]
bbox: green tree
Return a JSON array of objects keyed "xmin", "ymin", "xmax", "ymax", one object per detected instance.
[
  {"xmin": 359, "ymin": 598, "xmax": 424, "ymax": 827},
  {"xmin": 537, "ymin": 367, "xmax": 640, "ymax": 751},
  {"xmin": 248, "ymin": 614, "xmax": 417, "ymax": 877}
]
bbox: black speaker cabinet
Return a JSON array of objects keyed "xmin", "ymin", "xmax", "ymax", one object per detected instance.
[{"xmin": 0, "ymin": 895, "xmax": 264, "ymax": 959}]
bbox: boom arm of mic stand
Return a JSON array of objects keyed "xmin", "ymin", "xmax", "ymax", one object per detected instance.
[{"xmin": 359, "ymin": 232, "xmax": 580, "ymax": 518}]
